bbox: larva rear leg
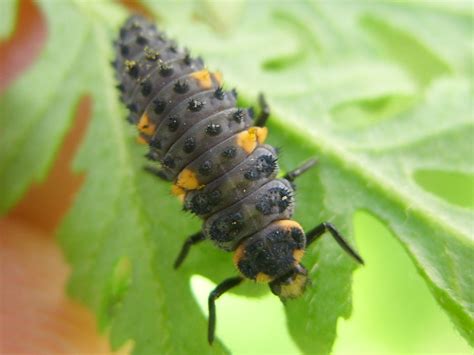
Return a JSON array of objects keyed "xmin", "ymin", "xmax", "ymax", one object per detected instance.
[
  {"xmin": 254, "ymin": 93, "xmax": 270, "ymax": 127},
  {"xmin": 283, "ymin": 158, "xmax": 318, "ymax": 182},
  {"xmin": 173, "ymin": 231, "xmax": 206, "ymax": 269},
  {"xmin": 306, "ymin": 222, "xmax": 364, "ymax": 265},
  {"xmin": 208, "ymin": 276, "xmax": 244, "ymax": 345}
]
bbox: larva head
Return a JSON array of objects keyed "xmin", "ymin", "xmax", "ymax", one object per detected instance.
[{"xmin": 233, "ymin": 220, "xmax": 307, "ymax": 293}]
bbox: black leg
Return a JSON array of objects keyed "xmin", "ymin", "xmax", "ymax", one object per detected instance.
[
  {"xmin": 283, "ymin": 158, "xmax": 318, "ymax": 182},
  {"xmin": 306, "ymin": 222, "xmax": 364, "ymax": 265},
  {"xmin": 144, "ymin": 165, "xmax": 171, "ymax": 182},
  {"xmin": 254, "ymin": 93, "xmax": 270, "ymax": 127},
  {"xmin": 174, "ymin": 232, "xmax": 206, "ymax": 269},
  {"xmin": 208, "ymin": 276, "xmax": 244, "ymax": 344}
]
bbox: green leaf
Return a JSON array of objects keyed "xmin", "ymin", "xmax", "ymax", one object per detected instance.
[
  {"xmin": 1, "ymin": 0, "xmax": 472, "ymax": 354},
  {"xmin": 0, "ymin": 0, "xmax": 18, "ymax": 40}
]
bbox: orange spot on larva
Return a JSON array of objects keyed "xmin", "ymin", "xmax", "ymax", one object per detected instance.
[
  {"xmin": 137, "ymin": 113, "xmax": 156, "ymax": 136},
  {"xmin": 256, "ymin": 126, "xmax": 268, "ymax": 144},
  {"xmin": 171, "ymin": 185, "xmax": 186, "ymax": 202},
  {"xmin": 213, "ymin": 71, "xmax": 223, "ymax": 86},
  {"xmin": 233, "ymin": 244, "xmax": 245, "ymax": 267},
  {"xmin": 136, "ymin": 135, "xmax": 148, "ymax": 145},
  {"xmin": 176, "ymin": 169, "xmax": 201, "ymax": 190},
  {"xmin": 276, "ymin": 220, "xmax": 303, "ymax": 231},
  {"xmin": 190, "ymin": 70, "xmax": 212, "ymax": 89},
  {"xmin": 236, "ymin": 127, "xmax": 268, "ymax": 153},
  {"xmin": 256, "ymin": 272, "xmax": 272, "ymax": 283},
  {"xmin": 171, "ymin": 184, "xmax": 185, "ymax": 197},
  {"xmin": 293, "ymin": 249, "xmax": 305, "ymax": 264}
]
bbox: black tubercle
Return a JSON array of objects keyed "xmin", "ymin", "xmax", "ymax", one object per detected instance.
[
  {"xmin": 187, "ymin": 190, "xmax": 222, "ymax": 215},
  {"xmin": 159, "ymin": 62, "xmax": 173, "ymax": 76},
  {"xmin": 149, "ymin": 137, "xmax": 161, "ymax": 149},
  {"xmin": 140, "ymin": 80, "xmax": 153, "ymax": 96},
  {"xmin": 144, "ymin": 46, "xmax": 159, "ymax": 61},
  {"xmin": 183, "ymin": 136, "xmax": 196, "ymax": 153},
  {"xmin": 214, "ymin": 87, "xmax": 225, "ymax": 100},
  {"xmin": 256, "ymin": 187, "xmax": 293, "ymax": 215},
  {"xmin": 120, "ymin": 44, "xmax": 129, "ymax": 56},
  {"xmin": 145, "ymin": 150, "xmax": 160, "ymax": 161},
  {"xmin": 162, "ymin": 156, "xmax": 175, "ymax": 168},
  {"xmin": 183, "ymin": 52, "xmax": 192, "ymax": 65},
  {"xmin": 210, "ymin": 212, "xmax": 244, "ymax": 242},
  {"xmin": 222, "ymin": 146, "xmax": 237, "ymax": 159},
  {"xmin": 188, "ymin": 99, "xmax": 204, "ymax": 112},
  {"xmin": 174, "ymin": 80, "xmax": 189, "ymax": 94},
  {"xmin": 167, "ymin": 117, "xmax": 180, "ymax": 132},
  {"xmin": 127, "ymin": 103, "xmax": 138, "ymax": 113},
  {"xmin": 136, "ymin": 34, "xmax": 148, "ymax": 45},
  {"xmin": 232, "ymin": 109, "xmax": 245, "ymax": 123},
  {"xmin": 168, "ymin": 43, "xmax": 178, "ymax": 53},
  {"xmin": 244, "ymin": 155, "xmax": 277, "ymax": 181},
  {"xmin": 206, "ymin": 123, "xmax": 222, "ymax": 136},
  {"xmin": 125, "ymin": 60, "xmax": 139, "ymax": 78},
  {"xmin": 199, "ymin": 160, "xmax": 213, "ymax": 176},
  {"xmin": 153, "ymin": 99, "xmax": 166, "ymax": 114}
]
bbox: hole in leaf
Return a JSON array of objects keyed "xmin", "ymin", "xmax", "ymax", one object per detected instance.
[
  {"xmin": 414, "ymin": 170, "xmax": 474, "ymax": 209},
  {"xmin": 335, "ymin": 210, "xmax": 472, "ymax": 353},
  {"xmin": 190, "ymin": 275, "xmax": 299, "ymax": 353},
  {"xmin": 261, "ymin": 10, "xmax": 319, "ymax": 72},
  {"xmin": 99, "ymin": 257, "xmax": 132, "ymax": 330},
  {"xmin": 331, "ymin": 94, "xmax": 414, "ymax": 128},
  {"xmin": 361, "ymin": 14, "xmax": 451, "ymax": 87}
]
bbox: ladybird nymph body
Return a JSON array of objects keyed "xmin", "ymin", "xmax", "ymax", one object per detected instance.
[
  {"xmin": 114, "ymin": 15, "xmax": 363, "ymax": 345},
  {"xmin": 114, "ymin": 15, "xmax": 305, "ymax": 287}
]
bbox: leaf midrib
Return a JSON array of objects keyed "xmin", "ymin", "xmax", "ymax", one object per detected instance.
[{"xmin": 275, "ymin": 107, "xmax": 472, "ymax": 244}]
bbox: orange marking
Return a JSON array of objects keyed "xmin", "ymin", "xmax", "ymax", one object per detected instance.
[
  {"xmin": 137, "ymin": 113, "xmax": 156, "ymax": 136},
  {"xmin": 256, "ymin": 126, "xmax": 268, "ymax": 144},
  {"xmin": 236, "ymin": 127, "xmax": 268, "ymax": 154},
  {"xmin": 191, "ymin": 70, "xmax": 212, "ymax": 89},
  {"xmin": 256, "ymin": 272, "xmax": 272, "ymax": 283},
  {"xmin": 293, "ymin": 249, "xmax": 305, "ymax": 264},
  {"xmin": 176, "ymin": 169, "xmax": 201, "ymax": 190},
  {"xmin": 279, "ymin": 272, "xmax": 308, "ymax": 299},
  {"xmin": 236, "ymin": 130, "xmax": 257, "ymax": 153},
  {"xmin": 276, "ymin": 220, "xmax": 303, "ymax": 231},
  {"xmin": 233, "ymin": 244, "xmax": 245, "ymax": 267},
  {"xmin": 213, "ymin": 71, "xmax": 223, "ymax": 85},
  {"xmin": 171, "ymin": 184, "xmax": 185, "ymax": 197},
  {"xmin": 136, "ymin": 135, "xmax": 148, "ymax": 145}
]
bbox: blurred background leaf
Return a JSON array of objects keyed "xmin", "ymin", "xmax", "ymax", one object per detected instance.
[{"xmin": 0, "ymin": 0, "xmax": 472, "ymax": 354}]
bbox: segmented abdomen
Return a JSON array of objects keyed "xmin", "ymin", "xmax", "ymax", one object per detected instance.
[{"xmin": 114, "ymin": 16, "xmax": 296, "ymax": 251}]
